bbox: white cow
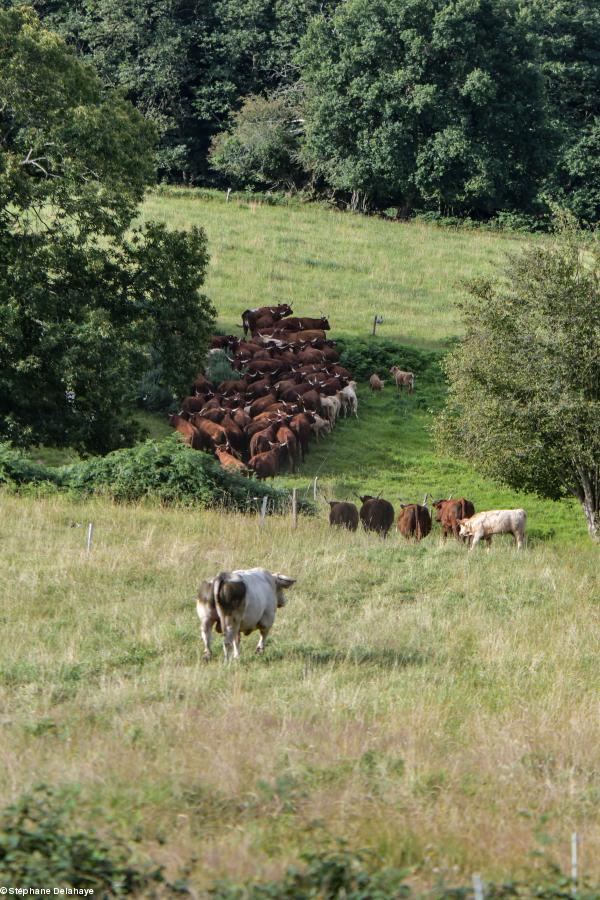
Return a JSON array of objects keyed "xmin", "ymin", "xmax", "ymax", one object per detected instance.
[
  {"xmin": 311, "ymin": 413, "xmax": 332, "ymax": 440},
  {"xmin": 339, "ymin": 381, "xmax": 358, "ymax": 418},
  {"xmin": 196, "ymin": 567, "xmax": 295, "ymax": 661},
  {"xmin": 320, "ymin": 394, "xmax": 341, "ymax": 425},
  {"xmin": 458, "ymin": 509, "xmax": 527, "ymax": 551}
]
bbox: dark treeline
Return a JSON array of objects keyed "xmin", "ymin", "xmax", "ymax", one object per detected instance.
[{"xmin": 18, "ymin": 0, "xmax": 600, "ymax": 223}]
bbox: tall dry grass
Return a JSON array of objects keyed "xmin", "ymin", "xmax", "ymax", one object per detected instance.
[{"xmin": 2, "ymin": 493, "xmax": 599, "ymax": 890}]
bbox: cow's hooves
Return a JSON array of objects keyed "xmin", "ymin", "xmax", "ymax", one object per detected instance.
[{"xmin": 202, "ymin": 653, "xmax": 212, "ymax": 663}]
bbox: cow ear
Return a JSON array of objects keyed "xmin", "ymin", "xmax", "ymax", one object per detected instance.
[{"xmin": 273, "ymin": 574, "xmax": 296, "ymax": 588}]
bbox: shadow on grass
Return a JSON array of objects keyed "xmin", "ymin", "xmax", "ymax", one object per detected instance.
[{"xmin": 268, "ymin": 644, "xmax": 431, "ymax": 669}]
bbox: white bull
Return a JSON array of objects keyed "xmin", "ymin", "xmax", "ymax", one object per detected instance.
[
  {"xmin": 196, "ymin": 567, "xmax": 295, "ymax": 660},
  {"xmin": 458, "ymin": 509, "xmax": 527, "ymax": 551}
]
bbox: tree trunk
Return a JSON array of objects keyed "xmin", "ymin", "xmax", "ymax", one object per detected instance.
[{"xmin": 577, "ymin": 470, "xmax": 600, "ymax": 541}]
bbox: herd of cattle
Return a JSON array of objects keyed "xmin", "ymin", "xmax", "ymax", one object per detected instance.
[
  {"xmin": 329, "ymin": 495, "xmax": 527, "ymax": 551},
  {"xmin": 197, "ymin": 502, "xmax": 528, "ymax": 660},
  {"xmin": 168, "ymin": 303, "xmax": 360, "ymax": 480}
]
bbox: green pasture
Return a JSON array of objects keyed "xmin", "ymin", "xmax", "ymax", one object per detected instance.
[{"xmin": 141, "ymin": 189, "xmax": 527, "ymax": 348}]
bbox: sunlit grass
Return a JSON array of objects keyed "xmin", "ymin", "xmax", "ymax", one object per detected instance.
[
  {"xmin": 141, "ymin": 189, "xmax": 528, "ymax": 347},
  {"xmin": 1, "ymin": 493, "xmax": 599, "ymax": 890}
]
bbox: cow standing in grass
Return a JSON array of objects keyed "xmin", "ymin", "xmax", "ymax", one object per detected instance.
[
  {"xmin": 458, "ymin": 509, "xmax": 527, "ymax": 551},
  {"xmin": 390, "ymin": 366, "xmax": 415, "ymax": 394},
  {"xmin": 197, "ymin": 568, "xmax": 295, "ymax": 660}
]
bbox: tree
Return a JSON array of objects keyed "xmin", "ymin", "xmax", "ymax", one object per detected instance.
[
  {"xmin": 436, "ymin": 217, "xmax": 600, "ymax": 540},
  {"xmin": 0, "ymin": 7, "xmax": 215, "ymax": 453},
  {"xmin": 298, "ymin": 0, "xmax": 552, "ymax": 216},
  {"xmin": 519, "ymin": 0, "xmax": 600, "ymax": 223},
  {"xmin": 25, "ymin": 0, "xmax": 338, "ymax": 182},
  {"xmin": 209, "ymin": 90, "xmax": 305, "ymax": 189}
]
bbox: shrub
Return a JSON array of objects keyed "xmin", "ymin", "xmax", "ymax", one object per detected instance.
[
  {"xmin": 204, "ymin": 349, "xmax": 239, "ymax": 384},
  {"xmin": 0, "ymin": 444, "xmax": 60, "ymax": 488},
  {"xmin": 0, "ymin": 786, "xmax": 166, "ymax": 895},
  {"xmin": 61, "ymin": 435, "xmax": 314, "ymax": 513}
]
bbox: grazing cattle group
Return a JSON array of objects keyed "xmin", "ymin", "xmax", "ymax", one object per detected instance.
[{"xmin": 170, "ymin": 304, "xmax": 359, "ymax": 480}]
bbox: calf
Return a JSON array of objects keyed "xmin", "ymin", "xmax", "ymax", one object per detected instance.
[
  {"xmin": 369, "ymin": 373, "xmax": 385, "ymax": 391},
  {"xmin": 390, "ymin": 366, "xmax": 415, "ymax": 394},
  {"xmin": 311, "ymin": 413, "xmax": 331, "ymax": 440},
  {"xmin": 328, "ymin": 501, "xmax": 359, "ymax": 531},
  {"xmin": 289, "ymin": 413, "xmax": 314, "ymax": 461},
  {"xmin": 197, "ymin": 568, "xmax": 295, "ymax": 660},
  {"xmin": 320, "ymin": 394, "xmax": 341, "ymax": 425},
  {"xmin": 458, "ymin": 509, "xmax": 527, "ymax": 551},
  {"xmin": 359, "ymin": 496, "xmax": 395, "ymax": 538},
  {"xmin": 215, "ymin": 445, "xmax": 247, "ymax": 473},
  {"xmin": 397, "ymin": 504, "xmax": 432, "ymax": 541},
  {"xmin": 339, "ymin": 381, "xmax": 358, "ymax": 418}
]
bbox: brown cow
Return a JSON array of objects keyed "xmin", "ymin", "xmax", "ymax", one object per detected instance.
[
  {"xmin": 397, "ymin": 504, "xmax": 432, "ymax": 541},
  {"xmin": 248, "ymin": 393, "xmax": 277, "ymax": 418},
  {"xmin": 432, "ymin": 498, "xmax": 476, "ymax": 541},
  {"xmin": 215, "ymin": 445, "xmax": 247, "ymax": 473},
  {"xmin": 242, "ymin": 304, "xmax": 293, "ymax": 336},
  {"xmin": 359, "ymin": 496, "xmax": 395, "ymax": 538},
  {"xmin": 247, "ymin": 443, "xmax": 284, "ymax": 480},
  {"xmin": 249, "ymin": 423, "xmax": 279, "ymax": 458},
  {"xmin": 194, "ymin": 417, "xmax": 228, "ymax": 451},
  {"xmin": 276, "ymin": 424, "xmax": 299, "ymax": 472},
  {"xmin": 274, "ymin": 316, "xmax": 330, "ymax": 332},
  {"xmin": 168, "ymin": 414, "xmax": 204, "ymax": 451},
  {"xmin": 390, "ymin": 366, "xmax": 415, "ymax": 394},
  {"xmin": 369, "ymin": 374, "xmax": 385, "ymax": 392},
  {"xmin": 328, "ymin": 501, "xmax": 359, "ymax": 531},
  {"xmin": 289, "ymin": 412, "xmax": 314, "ymax": 461}
]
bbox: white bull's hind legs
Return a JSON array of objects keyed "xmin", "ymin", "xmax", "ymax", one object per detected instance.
[
  {"xmin": 256, "ymin": 626, "xmax": 270, "ymax": 654},
  {"xmin": 200, "ymin": 616, "xmax": 213, "ymax": 661}
]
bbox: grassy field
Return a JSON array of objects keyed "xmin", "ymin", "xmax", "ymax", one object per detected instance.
[
  {"xmin": 10, "ymin": 193, "xmax": 597, "ymax": 891},
  {"xmin": 2, "ymin": 493, "xmax": 599, "ymax": 892},
  {"xmin": 141, "ymin": 189, "xmax": 526, "ymax": 348}
]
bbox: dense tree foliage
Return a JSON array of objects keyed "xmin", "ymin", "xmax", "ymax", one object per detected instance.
[
  {"xmin": 27, "ymin": 0, "xmax": 335, "ymax": 181},
  {"xmin": 9, "ymin": 0, "xmax": 600, "ymax": 218},
  {"xmin": 437, "ymin": 218, "xmax": 600, "ymax": 540},
  {"xmin": 0, "ymin": 7, "xmax": 215, "ymax": 453},
  {"xmin": 209, "ymin": 90, "xmax": 304, "ymax": 189},
  {"xmin": 298, "ymin": 0, "xmax": 551, "ymax": 217}
]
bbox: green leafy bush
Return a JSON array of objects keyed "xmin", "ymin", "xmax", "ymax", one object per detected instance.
[
  {"xmin": 0, "ymin": 444, "xmax": 60, "ymax": 488},
  {"xmin": 61, "ymin": 435, "xmax": 313, "ymax": 513},
  {"xmin": 204, "ymin": 349, "xmax": 239, "ymax": 384},
  {"xmin": 0, "ymin": 786, "xmax": 166, "ymax": 895},
  {"xmin": 210, "ymin": 846, "xmax": 599, "ymax": 898}
]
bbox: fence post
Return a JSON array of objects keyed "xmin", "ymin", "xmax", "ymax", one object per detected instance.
[
  {"xmin": 226, "ymin": 187, "xmax": 232, "ymax": 202},
  {"xmin": 259, "ymin": 495, "xmax": 268, "ymax": 526},
  {"xmin": 571, "ymin": 832, "xmax": 579, "ymax": 897},
  {"xmin": 472, "ymin": 873, "xmax": 484, "ymax": 900},
  {"xmin": 313, "ymin": 476, "xmax": 318, "ymax": 502},
  {"xmin": 292, "ymin": 488, "xmax": 298, "ymax": 529},
  {"xmin": 86, "ymin": 522, "xmax": 94, "ymax": 554}
]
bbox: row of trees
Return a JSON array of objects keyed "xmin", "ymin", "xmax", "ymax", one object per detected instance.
[{"xmin": 20, "ymin": 0, "xmax": 600, "ymax": 222}]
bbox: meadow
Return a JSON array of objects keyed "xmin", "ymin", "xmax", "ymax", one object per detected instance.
[
  {"xmin": 1, "ymin": 494, "xmax": 599, "ymax": 892},
  {"xmin": 7, "ymin": 192, "xmax": 597, "ymax": 892},
  {"xmin": 141, "ymin": 189, "xmax": 527, "ymax": 347}
]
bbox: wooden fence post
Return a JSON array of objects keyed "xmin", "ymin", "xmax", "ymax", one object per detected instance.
[
  {"xmin": 472, "ymin": 873, "xmax": 484, "ymax": 900},
  {"xmin": 259, "ymin": 495, "xmax": 268, "ymax": 526},
  {"xmin": 86, "ymin": 522, "xmax": 94, "ymax": 554},
  {"xmin": 313, "ymin": 476, "xmax": 318, "ymax": 502},
  {"xmin": 571, "ymin": 832, "xmax": 579, "ymax": 897}
]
